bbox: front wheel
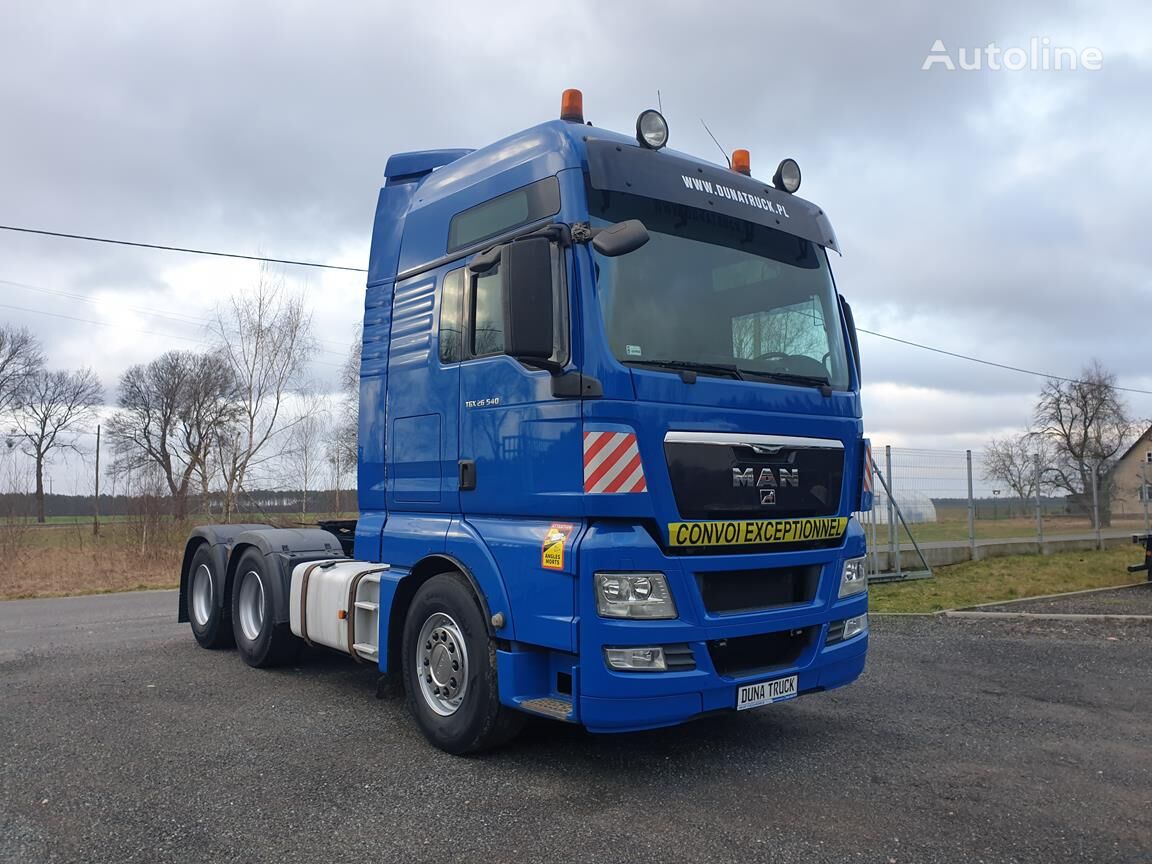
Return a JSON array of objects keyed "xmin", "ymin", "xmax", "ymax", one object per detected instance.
[{"xmin": 401, "ymin": 573, "xmax": 524, "ymax": 754}]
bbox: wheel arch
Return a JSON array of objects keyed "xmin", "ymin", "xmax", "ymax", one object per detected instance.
[
  {"xmin": 223, "ymin": 527, "xmax": 346, "ymax": 626},
  {"xmin": 177, "ymin": 523, "xmax": 271, "ymax": 623},
  {"xmin": 384, "ymin": 553, "xmax": 496, "ymax": 678}
]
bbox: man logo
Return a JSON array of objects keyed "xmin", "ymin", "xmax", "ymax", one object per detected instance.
[
  {"xmin": 732, "ymin": 467, "xmax": 799, "ymax": 489},
  {"xmin": 760, "ymin": 489, "xmax": 776, "ymax": 505}
]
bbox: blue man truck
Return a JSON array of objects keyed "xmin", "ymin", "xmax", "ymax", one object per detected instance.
[{"xmin": 178, "ymin": 91, "xmax": 873, "ymax": 754}]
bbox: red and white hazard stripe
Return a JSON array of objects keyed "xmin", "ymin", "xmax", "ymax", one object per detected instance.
[
  {"xmin": 583, "ymin": 430, "xmax": 647, "ymax": 494},
  {"xmin": 862, "ymin": 443, "xmax": 874, "ymax": 494}
]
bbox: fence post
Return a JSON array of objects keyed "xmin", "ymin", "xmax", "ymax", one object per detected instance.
[
  {"xmin": 1033, "ymin": 452, "xmax": 1043, "ymax": 548},
  {"xmin": 1090, "ymin": 467, "xmax": 1102, "ymax": 551},
  {"xmin": 1142, "ymin": 461, "xmax": 1150, "ymax": 536},
  {"xmin": 886, "ymin": 446, "xmax": 900, "ymax": 577},
  {"xmin": 966, "ymin": 450, "xmax": 976, "ymax": 559}
]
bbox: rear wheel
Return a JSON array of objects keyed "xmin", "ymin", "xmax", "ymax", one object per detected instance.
[
  {"xmin": 401, "ymin": 573, "xmax": 524, "ymax": 754},
  {"xmin": 186, "ymin": 544, "xmax": 233, "ymax": 649},
  {"xmin": 231, "ymin": 548, "xmax": 298, "ymax": 668}
]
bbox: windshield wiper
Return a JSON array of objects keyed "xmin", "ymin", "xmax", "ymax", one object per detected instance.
[
  {"xmin": 739, "ymin": 368, "xmax": 833, "ymax": 394},
  {"xmin": 624, "ymin": 359, "xmax": 744, "ymax": 380}
]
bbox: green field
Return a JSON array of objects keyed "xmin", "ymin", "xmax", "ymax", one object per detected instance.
[{"xmin": 869, "ymin": 546, "xmax": 1142, "ymax": 614}]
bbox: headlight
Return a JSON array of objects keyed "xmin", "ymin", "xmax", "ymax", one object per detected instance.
[
  {"xmin": 635, "ymin": 109, "xmax": 669, "ymax": 150},
  {"xmin": 772, "ymin": 158, "xmax": 801, "ymax": 193},
  {"xmin": 838, "ymin": 557, "xmax": 868, "ymax": 598},
  {"xmin": 595, "ymin": 572, "xmax": 677, "ymax": 619}
]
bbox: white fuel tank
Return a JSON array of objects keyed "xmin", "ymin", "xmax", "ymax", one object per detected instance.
[{"xmin": 289, "ymin": 559, "xmax": 389, "ymax": 661}]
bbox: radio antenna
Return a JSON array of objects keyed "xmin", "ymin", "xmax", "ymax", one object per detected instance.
[
  {"xmin": 657, "ymin": 89, "xmax": 663, "ymax": 113},
  {"xmin": 700, "ymin": 119, "xmax": 730, "ymax": 168}
]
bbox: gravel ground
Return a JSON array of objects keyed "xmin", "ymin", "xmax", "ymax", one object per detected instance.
[
  {"xmin": 976, "ymin": 583, "xmax": 1152, "ymax": 616},
  {"xmin": 1, "ymin": 591, "xmax": 1150, "ymax": 864}
]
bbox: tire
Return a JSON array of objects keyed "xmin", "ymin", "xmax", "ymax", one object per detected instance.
[
  {"xmin": 401, "ymin": 572, "xmax": 525, "ymax": 755},
  {"xmin": 186, "ymin": 544, "xmax": 233, "ymax": 649},
  {"xmin": 230, "ymin": 548, "xmax": 298, "ymax": 668}
]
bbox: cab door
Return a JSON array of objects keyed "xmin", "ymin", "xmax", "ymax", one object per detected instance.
[{"xmin": 457, "ymin": 240, "xmax": 581, "ymax": 517}]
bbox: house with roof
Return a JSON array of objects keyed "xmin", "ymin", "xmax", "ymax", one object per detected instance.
[{"xmin": 1113, "ymin": 426, "xmax": 1152, "ymax": 516}]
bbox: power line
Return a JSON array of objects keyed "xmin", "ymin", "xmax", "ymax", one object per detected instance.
[
  {"xmin": 0, "ymin": 278, "xmax": 350, "ymax": 356},
  {"xmin": 0, "ymin": 224, "xmax": 368, "ymax": 273},
  {"xmin": 857, "ymin": 328, "xmax": 1152, "ymax": 396},
  {"xmin": 4, "ymin": 221, "xmax": 1149, "ymax": 396}
]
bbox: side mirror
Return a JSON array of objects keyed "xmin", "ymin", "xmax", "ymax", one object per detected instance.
[
  {"xmin": 502, "ymin": 237, "xmax": 554, "ymax": 360},
  {"xmin": 839, "ymin": 294, "xmax": 861, "ymax": 382},
  {"xmin": 591, "ymin": 219, "xmax": 649, "ymax": 257}
]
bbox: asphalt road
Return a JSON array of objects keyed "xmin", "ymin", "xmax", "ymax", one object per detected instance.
[{"xmin": 2, "ymin": 592, "xmax": 1149, "ymax": 864}]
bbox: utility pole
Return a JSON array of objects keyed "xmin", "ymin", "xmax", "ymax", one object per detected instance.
[{"xmin": 93, "ymin": 424, "xmax": 101, "ymax": 537}]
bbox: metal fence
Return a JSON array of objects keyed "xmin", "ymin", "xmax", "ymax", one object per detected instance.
[{"xmin": 860, "ymin": 445, "xmax": 1152, "ymax": 580}]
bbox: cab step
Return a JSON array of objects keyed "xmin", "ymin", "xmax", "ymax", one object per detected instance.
[{"xmin": 518, "ymin": 697, "xmax": 574, "ymax": 721}]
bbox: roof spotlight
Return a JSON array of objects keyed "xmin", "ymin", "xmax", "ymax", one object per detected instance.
[
  {"xmin": 772, "ymin": 158, "xmax": 801, "ymax": 194},
  {"xmin": 635, "ymin": 109, "xmax": 669, "ymax": 150}
]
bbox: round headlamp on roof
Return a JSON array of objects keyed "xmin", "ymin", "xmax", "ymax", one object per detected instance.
[
  {"xmin": 772, "ymin": 158, "xmax": 801, "ymax": 194},
  {"xmin": 635, "ymin": 109, "xmax": 669, "ymax": 150}
]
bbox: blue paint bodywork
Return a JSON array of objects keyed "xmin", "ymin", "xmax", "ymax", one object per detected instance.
[{"xmin": 355, "ymin": 117, "xmax": 869, "ymax": 733}]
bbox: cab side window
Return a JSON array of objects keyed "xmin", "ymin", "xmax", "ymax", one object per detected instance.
[
  {"xmin": 438, "ymin": 268, "xmax": 465, "ymax": 363},
  {"xmin": 471, "ymin": 267, "xmax": 505, "ymax": 357}
]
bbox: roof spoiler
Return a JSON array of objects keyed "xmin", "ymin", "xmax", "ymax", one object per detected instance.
[{"xmin": 384, "ymin": 149, "xmax": 474, "ymax": 183}]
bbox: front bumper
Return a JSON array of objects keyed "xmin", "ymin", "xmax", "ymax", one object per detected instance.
[{"xmin": 575, "ymin": 520, "xmax": 869, "ymax": 733}]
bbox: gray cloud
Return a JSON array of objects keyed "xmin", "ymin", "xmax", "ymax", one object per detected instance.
[{"xmin": 1, "ymin": 0, "xmax": 1150, "ymax": 467}]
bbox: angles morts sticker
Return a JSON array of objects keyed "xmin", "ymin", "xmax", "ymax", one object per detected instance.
[{"xmin": 541, "ymin": 523, "xmax": 575, "ymax": 570}]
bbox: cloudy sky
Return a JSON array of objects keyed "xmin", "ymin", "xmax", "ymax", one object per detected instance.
[{"xmin": 2, "ymin": 0, "xmax": 1150, "ymax": 493}]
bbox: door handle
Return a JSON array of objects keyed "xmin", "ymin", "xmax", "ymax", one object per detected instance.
[{"xmin": 458, "ymin": 460, "xmax": 477, "ymax": 491}]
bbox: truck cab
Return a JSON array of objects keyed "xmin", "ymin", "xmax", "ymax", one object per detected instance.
[{"xmin": 178, "ymin": 91, "xmax": 872, "ymax": 753}]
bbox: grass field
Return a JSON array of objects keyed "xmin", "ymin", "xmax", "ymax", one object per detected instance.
[{"xmin": 869, "ymin": 546, "xmax": 1143, "ymax": 614}]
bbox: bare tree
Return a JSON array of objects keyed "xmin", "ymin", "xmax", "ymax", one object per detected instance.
[
  {"xmin": 1034, "ymin": 359, "xmax": 1136, "ymax": 526},
  {"xmin": 107, "ymin": 351, "xmax": 238, "ymax": 520},
  {"xmin": 983, "ymin": 431, "xmax": 1051, "ymax": 501},
  {"xmin": 0, "ymin": 326, "xmax": 44, "ymax": 415},
  {"xmin": 282, "ymin": 398, "xmax": 330, "ymax": 514},
  {"xmin": 328, "ymin": 331, "xmax": 360, "ymax": 514},
  {"xmin": 11, "ymin": 368, "xmax": 102, "ymax": 522},
  {"xmin": 213, "ymin": 269, "xmax": 313, "ymax": 521}
]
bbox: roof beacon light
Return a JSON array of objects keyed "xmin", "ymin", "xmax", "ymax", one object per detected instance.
[
  {"xmin": 635, "ymin": 109, "xmax": 669, "ymax": 150},
  {"xmin": 561, "ymin": 89, "xmax": 584, "ymax": 123},
  {"xmin": 731, "ymin": 149, "xmax": 751, "ymax": 176},
  {"xmin": 772, "ymin": 158, "xmax": 802, "ymax": 194}
]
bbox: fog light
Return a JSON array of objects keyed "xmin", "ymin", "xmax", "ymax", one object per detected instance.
[
  {"xmin": 842, "ymin": 613, "xmax": 868, "ymax": 640},
  {"xmin": 838, "ymin": 557, "xmax": 868, "ymax": 598},
  {"xmin": 596, "ymin": 572, "xmax": 676, "ymax": 619},
  {"xmin": 605, "ymin": 646, "xmax": 667, "ymax": 671},
  {"xmin": 636, "ymin": 109, "xmax": 669, "ymax": 150}
]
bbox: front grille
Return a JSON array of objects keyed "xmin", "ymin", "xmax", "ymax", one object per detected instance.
[
  {"xmin": 825, "ymin": 620, "xmax": 846, "ymax": 645},
  {"xmin": 664, "ymin": 436, "xmax": 844, "ymax": 522},
  {"xmin": 662, "ymin": 644, "xmax": 696, "ymax": 671},
  {"xmin": 697, "ymin": 566, "xmax": 820, "ymax": 614},
  {"xmin": 707, "ymin": 626, "xmax": 819, "ymax": 678}
]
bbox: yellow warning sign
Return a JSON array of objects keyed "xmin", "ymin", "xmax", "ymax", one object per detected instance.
[
  {"xmin": 541, "ymin": 523, "xmax": 575, "ymax": 570},
  {"xmin": 667, "ymin": 517, "xmax": 848, "ymax": 548}
]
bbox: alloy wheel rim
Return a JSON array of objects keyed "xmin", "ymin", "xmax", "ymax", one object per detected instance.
[{"xmin": 416, "ymin": 612, "xmax": 469, "ymax": 717}]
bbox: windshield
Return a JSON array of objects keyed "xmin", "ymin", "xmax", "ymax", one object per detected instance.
[{"xmin": 590, "ymin": 191, "xmax": 851, "ymax": 389}]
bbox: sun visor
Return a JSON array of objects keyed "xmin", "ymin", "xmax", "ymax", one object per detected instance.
[{"xmin": 585, "ymin": 139, "xmax": 838, "ymax": 253}]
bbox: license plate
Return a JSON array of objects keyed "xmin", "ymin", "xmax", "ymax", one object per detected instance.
[{"xmin": 736, "ymin": 675, "xmax": 798, "ymax": 710}]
